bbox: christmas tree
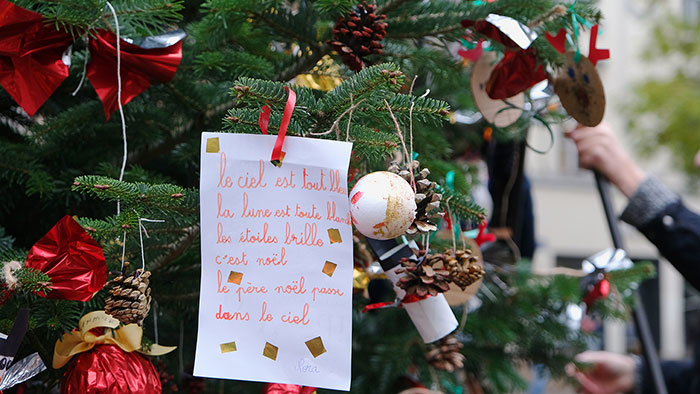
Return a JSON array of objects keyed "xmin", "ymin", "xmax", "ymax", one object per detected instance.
[{"xmin": 0, "ymin": 0, "xmax": 654, "ymax": 393}]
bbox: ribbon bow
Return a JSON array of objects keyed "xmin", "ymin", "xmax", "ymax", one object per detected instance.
[
  {"xmin": 24, "ymin": 215, "xmax": 107, "ymax": 302},
  {"xmin": 0, "ymin": 0, "xmax": 184, "ymax": 118},
  {"xmin": 53, "ymin": 311, "xmax": 175, "ymax": 369}
]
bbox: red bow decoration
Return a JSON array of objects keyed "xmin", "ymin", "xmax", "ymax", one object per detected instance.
[
  {"xmin": 262, "ymin": 383, "xmax": 317, "ymax": 394},
  {"xmin": 462, "ymin": 18, "xmax": 547, "ymax": 99},
  {"xmin": 457, "ymin": 39, "xmax": 484, "ymax": 62},
  {"xmin": 0, "ymin": 0, "xmax": 183, "ymax": 119},
  {"xmin": 24, "ymin": 216, "xmax": 107, "ymax": 302},
  {"xmin": 474, "ymin": 220, "xmax": 496, "ymax": 246},
  {"xmin": 0, "ymin": 0, "xmax": 73, "ymax": 117}
]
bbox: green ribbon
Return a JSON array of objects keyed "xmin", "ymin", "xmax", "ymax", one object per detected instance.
[
  {"xmin": 460, "ymin": 38, "xmax": 477, "ymax": 50},
  {"xmin": 441, "ymin": 379, "xmax": 464, "ymax": 394},
  {"xmin": 568, "ymin": 0, "xmax": 593, "ymax": 64},
  {"xmin": 445, "ymin": 170, "xmax": 462, "ymax": 242}
]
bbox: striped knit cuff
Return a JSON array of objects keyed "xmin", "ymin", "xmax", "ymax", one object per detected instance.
[{"xmin": 620, "ymin": 176, "xmax": 679, "ymax": 228}]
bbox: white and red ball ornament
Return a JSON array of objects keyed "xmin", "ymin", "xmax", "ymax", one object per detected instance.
[{"xmin": 349, "ymin": 171, "xmax": 416, "ymax": 240}]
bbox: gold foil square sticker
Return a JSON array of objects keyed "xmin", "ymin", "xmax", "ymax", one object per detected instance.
[
  {"xmin": 206, "ymin": 137, "xmax": 220, "ymax": 153},
  {"xmin": 327, "ymin": 228, "xmax": 342, "ymax": 244},
  {"xmin": 227, "ymin": 271, "xmax": 243, "ymax": 285},
  {"xmin": 220, "ymin": 341, "xmax": 237, "ymax": 354},
  {"xmin": 322, "ymin": 261, "xmax": 337, "ymax": 277},
  {"xmin": 263, "ymin": 342, "xmax": 278, "ymax": 360},
  {"xmin": 305, "ymin": 336, "xmax": 326, "ymax": 358}
]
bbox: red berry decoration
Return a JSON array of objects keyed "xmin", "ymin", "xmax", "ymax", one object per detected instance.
[{"xmin": 329, "ymin": 2, "xmax": 387, "ymax": 71}]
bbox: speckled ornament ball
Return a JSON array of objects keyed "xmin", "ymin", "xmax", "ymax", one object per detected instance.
[{"xmin": 349, "ymin": 171, "xmax": 417, "ymax": 240}]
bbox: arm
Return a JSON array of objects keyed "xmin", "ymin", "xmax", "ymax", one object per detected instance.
[{"xmin": 569, "ymin": 123, "xmax": 700, "ymax": 291}]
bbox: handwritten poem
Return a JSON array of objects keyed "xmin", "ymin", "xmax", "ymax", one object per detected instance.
[{"xmin": 194, "ymin": 133, "xmax": 353, "ymax": 390}]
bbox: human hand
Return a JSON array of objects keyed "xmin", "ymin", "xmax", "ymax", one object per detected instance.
[
  {"xmin": 567, "ymin": 122, "xmax": 646, "ymax": 197},
  {"xmin": 567, "ymin": 351, "xmax": 637, "ymax": 394}
]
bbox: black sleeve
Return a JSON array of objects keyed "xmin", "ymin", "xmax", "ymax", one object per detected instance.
[{"xmin": 637, "ymin": 201, "xmax": 700, "ymax": 291}]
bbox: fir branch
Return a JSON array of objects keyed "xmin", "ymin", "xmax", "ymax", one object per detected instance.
[
  {"xmin": 14, "ymin": 267, "xmax": 52, "ymax": 297},
  {"xmin": 315, "ymin": 0, "xmax": 355, "ymax": 18},
  {"xmin": 232, "ymin": 78, "xmax": 318, "ymax": 109},
  {"xmin": 437, "ymin": 184, "xmax": 486, "ymax": 222},
  {"xmin": 72, "ymin": 176, "xmax": 186, "ymax": 210},
  {"xmin": 17, "ymin": 0, "xmax": 184, "ymax": 38},
  {"xmin": 194, "ymin": 50, "xmax": 275, "ymax": 80},
  {"xmin": 158, "ymin": 291, "xmax": 199, "ymax": 301},
  {"xmin": 348, "ymin": 126, "xmax": 399, "ymax": 165},
  {"xmin": 319, "ymin": 63, "xmax": 405, "ymax": 115},
  {"xmin": 250, "ymin": 7, "xmax": 319, "ymax": 50},
  {"xmin": 367, "ymin": 93, "xmax": 450, "ymax": 124},
  {"xmin": 277, "ymin": 46, "xmax": 330, "ymax": 82},
  {"xmin": 377, "ymin": 0, "xmax": 412, "ymax": 15},
  {"xmin": 148, "ymin": 225, "xmax": 199, "ymax": 272}
]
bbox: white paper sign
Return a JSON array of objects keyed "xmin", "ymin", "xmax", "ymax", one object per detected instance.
[{"xmin": 195, "ymin": 133, "xmax": 353, "ymax": 391}]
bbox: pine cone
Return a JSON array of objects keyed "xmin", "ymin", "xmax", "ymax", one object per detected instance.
[
  {"xmin": 388, "ymin": 160, "xmax": 443, "ymax": 234},
  {"xmin": 426, "ymin": 335, "xmax": 465, "ymax": 372},
  {"xmin": 396, "ymin": 250, "xmax": 451, "ymax": 297},
  {"xmin": 329, "ymin": 2, "xmax": 387, "ymax": 71},
  {"xmin": 104, "ymin": 269, "xmax": 152, "ymax": 326},
  {"xmin": 444, "ymin": 249, "xmax": 485, "ymax": 290}
]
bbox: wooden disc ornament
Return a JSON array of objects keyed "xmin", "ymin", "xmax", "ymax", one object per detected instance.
[
  {"xmin": 349, "ymin": 171, "xmax": 417, "ymax": 240},
  {"xmin": 470, "ymin": 52, "xmax": 524, "ymax": 128},
  {"xmin": 444, "ymin": 238, "xmax": 484, "ymax": 307},
  {"xmin": 554, "ymin": 52, "xmax": 606, "ymax": 126}
]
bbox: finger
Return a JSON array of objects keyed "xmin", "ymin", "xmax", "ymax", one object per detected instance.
[{"xmin": 574, "ymin": 371, "xmax": 605, "ymax": 394}]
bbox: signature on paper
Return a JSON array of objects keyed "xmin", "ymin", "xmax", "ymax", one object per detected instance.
[{"xmin": 296, "ymin": 358, "xmax": 320, "ymax": 373}]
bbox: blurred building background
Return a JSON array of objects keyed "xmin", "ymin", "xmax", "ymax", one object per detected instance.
[{"xmin": 526, "ymin": 0, "xmax": 698, "ymax": 362}]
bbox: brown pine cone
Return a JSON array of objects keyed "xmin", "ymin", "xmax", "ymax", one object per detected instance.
[
  {"xmin": 396, "ymin": 250, "xmax": 451, "ymax": 297},
  {"xmin": 104, "ymin": 269, "xmax": 152, "ymax": 326},
  {"xmin": 329, "ymin": 1, "xmax": 387, "ymax": 71},
  {"xmin": 444, "ymin": 249, "xmax": 485, "ymax": 290},
  {"xmin": 426, "ymin": 335, "xmax": 465, "ymax": 372},
  {"xmin": 388, "ymin": 160, "xmax": 443, "ymax": 235}
]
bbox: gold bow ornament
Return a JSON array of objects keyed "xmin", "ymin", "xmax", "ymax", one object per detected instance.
[{"xmin": 53, "ymin": 311, "xmax": 175, "ymax": 369}]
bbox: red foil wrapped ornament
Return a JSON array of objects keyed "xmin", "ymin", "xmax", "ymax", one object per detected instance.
[
  {"xmin": 87, "ymin": 30, "xmax": 184, "ymax": 120},
  {"xmin": 462, "ymin": 17, "xmax": 547, "ymax": 100},
  {"xmin": 262, "ymin": 383, "xmax": 317, "ymax": 394},
  {"xmin": 25, "ymin": 216, "xmax": 106, "ymax": 302},
  {"xmin": 0, "ymin": 0, "xmax": 73, "ymax": 116},
  {"xmin": 61, "ymin": 345, "xmax": 161, "ymax": 394}
]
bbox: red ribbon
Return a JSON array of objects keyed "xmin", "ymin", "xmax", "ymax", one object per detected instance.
[
  {"xmin": 24, "ymin": 216, "xmax": 107, "ymax": 302},
  {"xmin": 443, "ymin": 209, "xmax": 453, "ymax": 230},
  {"xmin": 588, "ymin": 24, "xmax": 610, "ymax": 66},
  {"xmin": 361, "ymin": 293, "xmax": 430, "ymax": 313},
  {"xmin": 258, "ymin": 105, "xmax": 271, "ymax": 135},
  {"xmin": 0, "ymin": 0, "xmax": 73, "ymax": 117},
  {"xmin": 87, "ymin": 30, "xmax": 183, "ymax": 120},
  {"xmin": 0, "ymin": 0, "xmax": 183, "ymax": 118},
  {"xmin": 258, "ymin": 87, "xmax": 296, "ymax": 164}
]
